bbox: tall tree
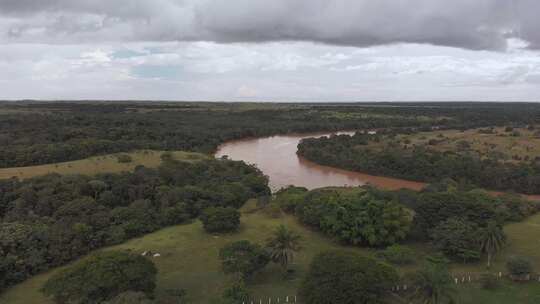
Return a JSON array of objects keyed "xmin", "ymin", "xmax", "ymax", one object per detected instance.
[
  {"xmin": 265, "ymin": 225, "xmax": 302, "ymax": 271},
  {"xmin": 479, "ymin": 221, "xmax": 506, "ymax": 269}
]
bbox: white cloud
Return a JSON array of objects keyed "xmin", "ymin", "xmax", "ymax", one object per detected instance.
[{"xmin": 0, "ymin": 41, "xmax": 539, "ymax": 101}]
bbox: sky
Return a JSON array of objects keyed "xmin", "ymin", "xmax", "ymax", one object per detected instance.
[{"xmin": 1, "ymin": 0, "xmax": 540, "ymax": 102}]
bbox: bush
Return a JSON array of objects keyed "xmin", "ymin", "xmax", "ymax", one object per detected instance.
[
  {"xmin": 219, "ymin": 240, "xmax": 270, "ymax": 278},
  {"xmin": 299, "ymin": 250, "xmax": 398, "ymax": 304},
  {"xmin": 273, "ymin": 186, "xmax": 308, "ymax": 213},
  {"xmin": 378, "ymin": 245, "xmax": 415, "ymax": 265},
  {"xmin": 117, "ymin": 154, "xmax": 133, "ymax": 163},
  {"xmin": 200, "ymin": 207, "xmax": 240, "ymax": 233},
  {"xmin": 506, "ymin": 256, "xmax": 533, "ymax": 280},
  {"xmin": 430, "ymin": 218, "xmax": 481, "ymax": 263},
  {"xmin": 42, "ymin": 251, "xmax": 157, "ymax": 304}
]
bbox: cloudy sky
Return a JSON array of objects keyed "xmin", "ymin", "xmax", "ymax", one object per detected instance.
[{"xmin": 1, "ymin": 0, "xmax": 540, "ymax": 101}]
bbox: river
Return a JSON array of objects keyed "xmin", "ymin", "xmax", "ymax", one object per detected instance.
[
  {"xmin": 215, "ymin": 131, "xmax": 540, "ymax": 201},
  {"xmin": 215, "ymin": 132, "xmax": 425, "ymax": 192}
]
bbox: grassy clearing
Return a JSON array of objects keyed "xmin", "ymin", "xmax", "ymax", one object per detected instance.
[
  {"xmin": 0, "ymin": 199, "xmax": 367, "ymax": 304},
  {"xmin": 0, "ymin": 150, "xmax": 208, "ymax": 180},
  {"xmin": 3, "ymin": 197, "xmax": 540, "ymax": 303}
]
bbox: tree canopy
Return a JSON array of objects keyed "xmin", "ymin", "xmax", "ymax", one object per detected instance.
[
  {"xmin": 299, "ymin": 250, "xmax": 398, "ymax": 304},
  {"xmin": 42, "ymin": 251, "xmax": 157, "ymax": 304}
]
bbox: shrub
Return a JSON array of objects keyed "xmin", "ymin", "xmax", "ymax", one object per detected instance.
[
  {"xmin": 42, "ymin": 251, "xmax": 157, "ymax": 304},
  {"xmin": 219, "ymin": 240, "xmax": 270, "ymax": 278},
  {"xmin": 117, "ymin": 154, "xmax": 133, "ymax": 163},
  {"xmin": 300, "ymin": 250, "xmax": 398, "ymax": 304},
  {"xmin": 378, "ymin": 245, "xmax": 415, "ymax": 265},
  {"xmin": 506, "ymin": 256, "xmax": 533, "ymax": 280},
  {"xmin": 274, "ymin": 186, "xmax": 309, "ymax": 213},
  {"xmin": 200, "ymin": 207, "xmax": 240, "ymax": 233},
  {"xmin": 430, "ymin": 218, "xmax": 481, "ymax": 263}
]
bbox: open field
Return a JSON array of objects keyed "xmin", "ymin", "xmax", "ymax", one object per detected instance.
[
  {"xmin": 3, "ymin": 195, "xmax": 540, "ymax": 304},
  {"xmin": 0, "ymin": 150, "xmax": 208, "ymax": 180},
  {"xmin": 390, "ymin": 126, "xmax": 540, "ymax": 164}
]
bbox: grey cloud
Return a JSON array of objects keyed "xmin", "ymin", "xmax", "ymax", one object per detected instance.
[{"xmin": 1, "ymin": 0, "xmax": 540, "ymax": 50}]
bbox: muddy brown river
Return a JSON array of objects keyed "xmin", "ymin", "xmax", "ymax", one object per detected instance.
[{"xmin": 215, "ymin": 132, "xmax": 425, "ymax": 192}]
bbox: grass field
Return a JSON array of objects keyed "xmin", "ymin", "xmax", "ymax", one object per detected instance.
[
  {"xmin": 0, "ymin": 150, "xmax": 208, "ymax": 180},
  {"xmin": 386, "ymin": 126, "xmax": 540, "ymax": 164},
  {"xmin": 2, "ymin": 196, "xmax": 540, "ymax": 304}
]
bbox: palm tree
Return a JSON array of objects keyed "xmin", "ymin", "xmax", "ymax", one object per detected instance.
[
  {"xmin": 411, "ymin": 257, "xmax": 456, "ymax": 304},
  {"xmin": 266, "ymin": 225, "xmax": 302, "ymax": 271},
  {"xmin": 479, "ymin": 221, "xmax": 506, "ymax": 269}
]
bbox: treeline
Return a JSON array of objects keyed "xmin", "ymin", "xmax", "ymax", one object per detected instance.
[
  {"xmin": 298, "ymin": 133, "xmax": 540, "ymax": 194},
  {"xmin": 3, "ymin": 102, "xmax": 540, "ymax": 168},
  {"xmin": 0, "ymin": 158, "xmax": 269, "ymax": 291},
  {"xmin": 0, "ymin": 103, "xmax": 440, "ymax": 168}
]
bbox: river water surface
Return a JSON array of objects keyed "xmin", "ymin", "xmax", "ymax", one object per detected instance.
[{"xmin": 215, "ymin": 132, "xmax": 425, "ymax": 192}]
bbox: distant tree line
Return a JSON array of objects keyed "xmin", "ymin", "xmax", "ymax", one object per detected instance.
[
  {"xmin": 3, "ymin": 101, "xmax": 540, "ymax": 168},
  {"xmin": 298, "ymin": 132, "xmax": 540, "ymax": 194},
  {"xmin": 0, "ymin": 158, "xmax": 269, "ymax": 291}
]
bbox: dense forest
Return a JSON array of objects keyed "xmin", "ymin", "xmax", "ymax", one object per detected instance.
[
  {"xmin": 298, "ymin": 132, "xmax": 540, "ymax": 194},
  {"xmin": 0, "ymin": 158, "xmax": 269, "ymax": 291},
  {"xmin": 2, "ymin": 102, "xmax": 540, "ymax": 168}
]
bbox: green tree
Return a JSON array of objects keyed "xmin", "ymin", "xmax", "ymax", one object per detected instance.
[
  {"xmin": 88, "ymin": 180, "xmax": 107, "ymax": 200},
  {"xmin": 299, "ymin": 250, "xmax": 398, "ymax": 304},
  {"xmin": 42, "ymin": 251, "xmax": 157, "ymax": 304},
  {"xmin": 479, "ymin": 221, "xmax": 506, "ymax": 269},
  {"xmin": 411, "ymin": 256, "xmax": 456, "ymax": 304},
  {"xmin": 430, "ymin": 218, "xmax": 481, "ymax": 262},
  {"xmin": 219, "ymin": 240, "xmax": 270, "ymax": 279},
  {"xmin": 200, "ymin": 207, "xmax": 241, "ymax": 233},
  {"xmin": 265, "ymin": 225, "xmax": 302, "ymax": 271}
]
